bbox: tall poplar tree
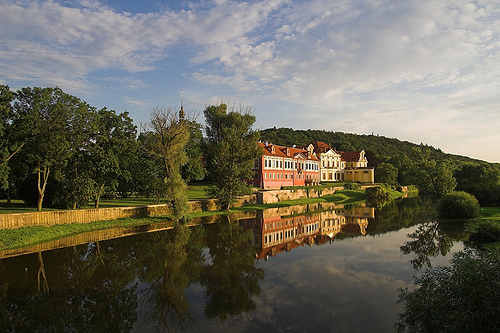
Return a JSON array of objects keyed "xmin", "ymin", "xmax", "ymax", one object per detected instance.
[
  {"xmin": 146, "ymin": 107, "xmax": 190, "ymax": 220},
  {"xmin": 204, "ymin": 103, "xmax": 261, "ymax": 210}
]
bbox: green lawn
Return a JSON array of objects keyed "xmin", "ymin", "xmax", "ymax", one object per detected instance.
[
  {"xmin": 0, "ymin": 200, "xmax": 58, "ymax": 214},
  {"xmin": 0, "ymin": 182, "xmax": 212, "ymax": 213},
  {"xmin": 466, "ymin": 206, "xmax": 500, "ymax": 230},
  {"xmin": 465, "ymin": 207, "xmax": 500, "ymax": 252}
]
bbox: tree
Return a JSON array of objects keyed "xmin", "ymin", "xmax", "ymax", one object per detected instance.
[
  {"xmin": 13, "ymin": 87, "xmax": 84, "ymax": 211},
  {"xmin": 181, "ymin": 119, "xmax": 207, "ymax": 182},
  {"xmin": 417, "ymin": 160, "xmax": 457, "ymax": 197},
  {"xmin": 0, "ymin": 85, "xmax": 15, "ymax": 194},
  {"xmin": 387, "ymin": 155, "xmax": 414, "ymax": 186},
  {"xmin": 135, "ymin": 132, "xmax": 169, "ymax": 202},
  {"xmin": 203, "ymin": 103, "xmax": 261, "ymax": 210},
  {"xmin": 410, "ymin": 148, "xmax": 456, "ymax": 197},
  {"xmin": 144, "ymin": 107, "xmax": 190, "ymax": 220},
  {"xmin": 87, "ymin": 108, "xmax": 137, "ymax": 208},
  {"xmin": 50, "ymin": 102, "xmax": 96, "ymax": 209},
  {"xmin": 454, "ymin": 162, "xmax": 500, "ymax": 205},
  {"xmin": 375, "ymin": 162, "xmax": 398, "ymax": 186}
]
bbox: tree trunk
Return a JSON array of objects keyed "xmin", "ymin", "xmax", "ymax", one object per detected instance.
[
  {"xmin": 37, "ymin": 165, "xmax": 50, "ymax": 212},
  {"xmin": 5, "ymin": 188, "xmax": 12, "ymax": 204},
  {"xmin": 37, "ymin": 251, "xmax": 49, "ymax": 295},
  {"xmin": 94, "ymin": 183, "xmax": 105, "ymax": 208}
]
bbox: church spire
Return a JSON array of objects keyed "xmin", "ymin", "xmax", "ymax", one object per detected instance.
[{"xmin": 179, "ymin": 94, "xmax": 185, "ymax": 120}]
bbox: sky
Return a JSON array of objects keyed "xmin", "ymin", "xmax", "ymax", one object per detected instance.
[{"xmin": 1, "ymin": 0, "xmax": 499, "ymax": 163}]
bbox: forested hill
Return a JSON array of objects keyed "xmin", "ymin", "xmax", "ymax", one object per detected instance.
[{"xmin": 258, "ymin": 127, "xmax": 481, "ymax": 165}]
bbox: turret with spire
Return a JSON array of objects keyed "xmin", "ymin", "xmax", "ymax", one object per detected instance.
[{"xmin": 179, "ymin": 94, "xmax": 185, "ymax": 120}]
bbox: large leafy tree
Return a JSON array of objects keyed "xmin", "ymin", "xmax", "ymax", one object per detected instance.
[
  {"xmin": 204, "ymin": 103, "xmax": 261, "ymax": 210},
  {"xmin": 388, "ymin": 154, "xmax": 417, "ymax": 186},
  {"xmin": 134, "ymin": 132, "xmax": 169, "ymax": 202},
  {"xmin": 416, "ymin": 160, "xmax": 457, "ymax": 197},
  {"xmin": 0, "ymin": 85, "xmax": 15, "ymax": 194},
  {"xmin": 410, "ymin": 148, "xmax": 456, "ymax": 197},
  {"xmin": 454, "ymin": 162, "xmax": 500, "ymax": 205},
  {"xmin": 87, "ymin": 108, "xmax": 137, "ymax": 208},
  {"xmin": 13, "ymin": 87, "xmax": 85, "ymax": 211},
  {"xmin": 181, "ymin": 119, "xmax": 207, "ymax": 182},
  {"xmin": 50, "ymin": 102, "xmax": 97, "ymax": 209},
  {"xmin": 375, "ymin": 162, "xmax": 398, "ymax": 186}
]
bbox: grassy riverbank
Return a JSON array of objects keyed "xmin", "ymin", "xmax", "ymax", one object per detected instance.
[
  {"xmin": 466, "ymin": 206, "xmax": 500, "ymax": 252},
  {"xmin": 0, "ymin": 189, "xmax": 366, "ymax": 251}
]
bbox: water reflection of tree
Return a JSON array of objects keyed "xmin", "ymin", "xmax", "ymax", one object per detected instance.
[
  {"xmin": 400, "ymin": 221, "xmax": 454, "ymax": 270},
  {"xmin": 372, "ymin": 196, "xmax": 439, "ymax": 235},
  {"xmin": 0, "ymin": 240, "xmax": 139, "ymax": 332},
  {"xmin": 202, "ymin": 217, "xmax": 265, "ymax": 321},
  {"xmin": 140, "ymin": 224, "xmax": 205, "ymax": 332}
]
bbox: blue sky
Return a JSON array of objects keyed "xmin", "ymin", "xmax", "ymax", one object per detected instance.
[{"xmin": 1, "ymin": 0, "xmax": 499, "ymax": 162}]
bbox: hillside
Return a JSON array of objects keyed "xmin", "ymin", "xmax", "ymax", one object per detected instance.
[{"xmin": 258, "ymin": 127, "xmax": 481, "ymax": 165}]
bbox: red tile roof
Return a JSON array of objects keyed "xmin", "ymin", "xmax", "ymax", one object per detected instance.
[
  {"xmin": 341, "ymin": 151, "xmax": 361, "ymax": 162},
  {"xmin": 310, "ymin": 141, "xmax": 332, "ymax": 153},
  {"xmin": 258, "ymin": 142, "xmax": 319, "ymax": 160}
]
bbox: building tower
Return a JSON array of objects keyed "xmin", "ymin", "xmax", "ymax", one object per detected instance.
[{"xmin": 179, "ymin": 94, "xmax": 185, "ymax": 120}]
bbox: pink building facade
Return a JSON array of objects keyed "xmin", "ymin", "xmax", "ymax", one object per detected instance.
[{"xmin": 252, "ymin": 142, "xmax": 320, "ymax": 189}]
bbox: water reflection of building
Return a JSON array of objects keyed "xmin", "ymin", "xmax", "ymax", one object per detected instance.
[{"xmin": 241, "ymin": 207, "xmax": 375, "ymax": 260}]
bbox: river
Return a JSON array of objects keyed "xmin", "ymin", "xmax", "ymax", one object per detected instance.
[{"xmin": 0, "ymin": 196, "xmax": 467, "ymax": 332}]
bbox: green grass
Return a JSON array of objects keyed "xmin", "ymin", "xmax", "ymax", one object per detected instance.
[
  {"xmin": 465, "ymin": 206, "xmax": 500, "ymax": 252},
  {"xmin": 0, "ymin": 182, "xmax": 212, "ymax": 213},
  {"xmin": 186, "ymin": 182, "xmax": 211, "ymax": 200},
  {"xmin": 0, "ymin": 216, "xmax": 172, "ymax": 250},
  {"xmin": 0, "ymin": 200, "xmax": 59, "ymax": 214},
  {"xmin": 466, "ymin": 207, "xmax": 500, "ymax": 230}
]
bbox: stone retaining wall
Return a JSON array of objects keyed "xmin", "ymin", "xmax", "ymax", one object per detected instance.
[{"xmin": 256, "ymin": 187, "xmax": 343, "ymax": 204}]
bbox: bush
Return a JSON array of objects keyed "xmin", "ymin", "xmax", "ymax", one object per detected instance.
[
  {"xmin": 365, "ymin": 185, "xmax": 391, "ymax": 200},
  {"xmin": 438, "ymin": 191, "xmax": 479, "ymax": 219},
  {"xmin": 343, "ymin": 182, "xmax": 361, "ymax": 190}
]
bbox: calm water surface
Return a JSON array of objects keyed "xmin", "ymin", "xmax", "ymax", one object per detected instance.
[{"xmin": 0, "ymin": 197, "xmax": 467, "ymax": 332}]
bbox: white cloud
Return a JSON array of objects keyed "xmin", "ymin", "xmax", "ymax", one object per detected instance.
[{"xmin": 1, "ymin": 0, "xmax": 499, "ymax": 161}]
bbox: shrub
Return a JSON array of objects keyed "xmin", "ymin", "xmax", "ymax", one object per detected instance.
[
  {"xmin": 343, "ymin": 182, "xmax": 361, "ymax": 190},
  {"xmin": 365, "ymin": 185, "xmax": 390, "ymax": 200},
  {"xmin": 438, "ymin": 191, "xmax": 479, "ymax": 219}
]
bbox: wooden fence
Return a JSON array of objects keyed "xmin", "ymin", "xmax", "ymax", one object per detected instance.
[{"xmin": 0, "ymin": 199, "xmax": 216, "ymax": 230}]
